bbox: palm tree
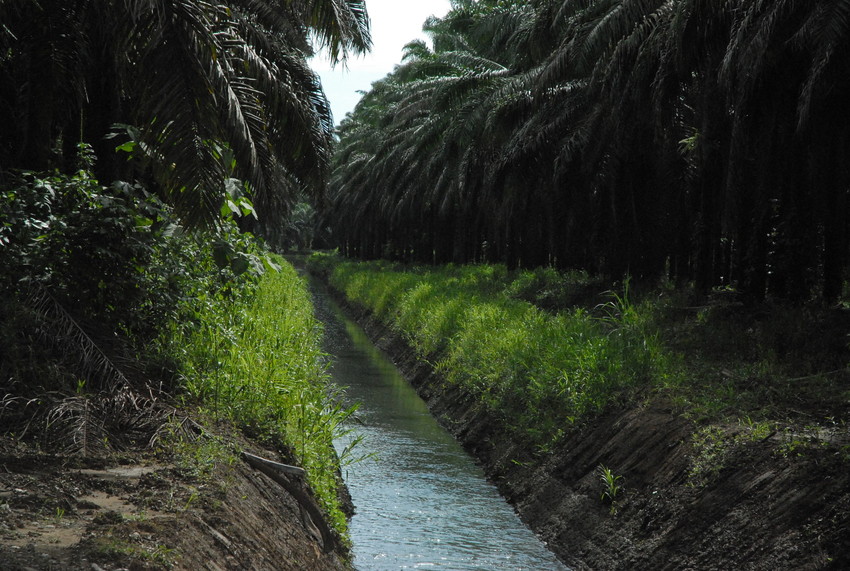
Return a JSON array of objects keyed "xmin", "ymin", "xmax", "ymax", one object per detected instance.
[
  {"xmin": 326, "ymin": 0, "xmax": 850, "ymax": 303},
  {"xmin": 0, "ymin": 0, "xmax": 371, "ymax": 228},
  {"xmin": 327, "ymin": 0, "xmax": 548, "ymax": 265}
]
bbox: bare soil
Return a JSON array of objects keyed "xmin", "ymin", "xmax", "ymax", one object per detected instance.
[
  {"xmin": 0, "ymin": 427, "xmax": 351, "ymax": 570},
  {"xmin": 344, "ymin": 301, "xmax": 850, "ymax": 570}
]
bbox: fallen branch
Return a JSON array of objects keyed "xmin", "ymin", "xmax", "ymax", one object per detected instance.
[
  {"xmin": 242, "ymin": 452, "xmax": 307, "ymax": 477},
  {"xmin": 241, "ymin": 452, "xmax": 335, "ymax": 553}
]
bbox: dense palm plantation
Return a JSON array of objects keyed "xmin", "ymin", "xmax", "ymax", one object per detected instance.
[
  {"xmin": 326, "ymin": 0, "xmax": 850, "ymax": 303},
  {"xmin": 0, "ymin": 0, "xmax": 371, "ymax": 381},
  {"xmin": 0, "ymin": 0, "xmax": 370, "ymax": 229}
]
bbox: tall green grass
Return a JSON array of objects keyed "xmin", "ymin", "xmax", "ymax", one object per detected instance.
[
  {"xmin": 160, "ymin": 258, "xmax": 355, "ymax": 534},
  {"xmin": 313, "ymin": 254, "xmax": 673, "ymax": 449}
]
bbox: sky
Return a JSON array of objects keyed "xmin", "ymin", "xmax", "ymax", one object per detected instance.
[{"xmin": 311, "ymin": 0, "xmax": 453, "ymax": 125}]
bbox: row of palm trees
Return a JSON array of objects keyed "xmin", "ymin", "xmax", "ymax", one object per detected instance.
[
  {"xmin": 325, "ymin": 0, "xmax": 850, "ymax": 302},
  {"xmin": 0, "ymin": 0, "xmax": 370, "ymax": 230}
]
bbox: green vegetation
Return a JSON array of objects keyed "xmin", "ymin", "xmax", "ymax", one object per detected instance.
[
  {"xmin": 682, "ymin": 418, "xmax": 830, "ymax": 487},
  {"xmin": 1, "ymin": 0, "xmax": 369, "ymax": 234},
  {"xmin": 313, "ymin": 254, "xmax": 674, "ymax": 448},
  {"xmin": 686, "ymin": 426, "xmax": 730, "ymax": 487},
  {"xmin": 163, "ymin": 426, "xmax": 240, "ymax": 484},
  {"xmin": 598, "ymin": 465, "xmax": 623, "ymax": 514},
  {"xmin": 92, "ymin": 535, "xmax": 177, "ymax": 569},
  {"xmin": 160, "ymin": 260, "xmax": 357, "ymax": 531},
  {"xmin": 5, "ymin": 0, "xmax": 850, "ymax": 562},
  {"xmin": 1, "ymin": 1, "xmax": 372, "ymax": 551},
  {"xmin": 656, "ymin": 298, "xmax": 850, "ymax": 425},
  {"xmin": 0, "ymin": 162, "xmax": 354, "ymax": 538},
  {"xmin": 313, "ymin": 253, "xmax": 850, "ymax": 459}
]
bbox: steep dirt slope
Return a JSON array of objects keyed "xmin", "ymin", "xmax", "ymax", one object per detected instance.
[
  {"xmin": 345, "ymin": 301, "xmax": 850, "ymax": 570},
  {"xmin": 0, "ymin": 429, "xmax": 350, "ymax": 570}
]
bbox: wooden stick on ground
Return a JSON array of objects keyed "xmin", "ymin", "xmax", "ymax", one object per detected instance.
[
  {"xmin": 242, "ymin": 452, "xmax": 307, "ymax": 477},
  {"xmin": 241, "ymin": 452, "xmax": 336, "ymax": 553}
]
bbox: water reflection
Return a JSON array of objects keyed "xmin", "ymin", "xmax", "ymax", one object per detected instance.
[{"xmin": 310, "ymin": 282, "xmax": 568, "ymax": 571}]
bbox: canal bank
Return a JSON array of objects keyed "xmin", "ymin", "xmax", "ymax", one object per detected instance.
[{"xmin": 313, "ymin": 275, "xmax": 850, "ymax": 570}]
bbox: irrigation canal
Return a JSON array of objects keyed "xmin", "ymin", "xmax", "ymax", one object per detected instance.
[{"xmin": 309, "ymin": 279, "xmax": 567, "ymax": 570}]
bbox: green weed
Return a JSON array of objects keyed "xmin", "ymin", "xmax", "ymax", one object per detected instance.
[
  {"xmin": 598, "ymin": 464, "xmax": 623, "ymax": 514},
  {"xmin": 164, "ymin": 429, "xmax": 237, "ymax": 482},
  {"xmin": 774, "ymin": 425, "xmax": 834, "ymax": 458},
  {"xmin": 96, "ymin": 539, "xmax": 176, "ymax": 569},
  {"xmin": 314, "ymin": 255, "xmax": 669, "ymax": 448},
  {"xmin": 314, "ymin": 252, "xmax": 850, "ymax": 479},
  {"xmin": 687, "ymin": 426, "xmax": 730, "ymax": 487},
  {"xmin": 687, "ymin": 419, "xmax": 779, "ymax": 487}
]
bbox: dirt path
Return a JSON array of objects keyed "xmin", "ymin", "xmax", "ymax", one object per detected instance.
[{"xmin": 0, "ymin": 431, "xmax": 350, "ymax": 570}]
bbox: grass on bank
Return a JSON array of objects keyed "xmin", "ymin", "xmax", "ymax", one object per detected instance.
[
  {"xmin": 310, "ymin": 254, "xmax": 675, "ymax": 448},
  {"xmin": 309, "ymin": 253, "xmax": 850, "ymax": 450},
  {"xmin": 0, "ymin": 162, "xmax": 353, "ymax": 543},
  {"xmin": 158, "ymin": 258, "xmax": 355, "ymax": 535}
]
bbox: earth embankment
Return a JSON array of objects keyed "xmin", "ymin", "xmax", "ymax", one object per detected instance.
[
  {"xmin": 0, "ymin": 426, "xmax": 350, "ymax": 570},
  {"xmin": 336, "ymin": 294, "xmax": 850, "ymax": 570}
]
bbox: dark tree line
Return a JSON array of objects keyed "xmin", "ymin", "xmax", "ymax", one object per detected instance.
[
  {"xmin": 325, "ymin": 0, "xmax": 850, "ymax": 302},
  {"xmin": 0, "ymin": 0, "xmax": 370, "ymax": 232}
]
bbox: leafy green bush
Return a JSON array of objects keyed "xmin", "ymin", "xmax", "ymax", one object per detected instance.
[
  {"xmin": 0, "ymin": 161, "xmax": 182, "ymax": 405},
  {"xmin": 1, "ymin": 167, "xmax": 159, "ymax": 330},
  {"xmin": 1, "ymin": 162, "xmax": 351, "ymax": 535},
  {"xmin": 0, "ymin": 155, "xmax": 277, "ymax": 343}
]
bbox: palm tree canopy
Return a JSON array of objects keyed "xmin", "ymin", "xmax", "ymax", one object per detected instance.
[
  {"xmin": 0, "ymin": 0, "xmax": 371, "ymax": 229},
  {"xmin": 324, "ymin": 0, "xmax": 850, "ymax": 302}
]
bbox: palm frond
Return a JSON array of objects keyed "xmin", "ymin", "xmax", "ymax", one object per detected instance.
[
  {"xmin": 26, "ymin": 283, "xmax": 134, "ymax": 395},
  {"xmin": 45, "ymin": 395, "xmax": 111, "ymax": 457},
  {"xmin": 794, "ymin": 0, "xmax": 850, "ymax": 128}
]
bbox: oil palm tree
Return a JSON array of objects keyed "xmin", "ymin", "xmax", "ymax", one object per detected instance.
[
  {"xmin": 0, "ymin": 0, "xmax": 371, "ymax": 228},
  {"xmin": 327, "ymin": 0, "xmax": 548, "ymax": 265},
  {"xmin": 326, "ymin": 0, "xmax": 850, "ymax": 302},
  {"xmin": 716, "ymin": 0, "xmax": 850, "ymax": 300}
]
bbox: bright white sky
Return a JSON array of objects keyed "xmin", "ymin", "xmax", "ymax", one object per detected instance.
[{"xmin": 312, "ymin": 0, "xmax": 453, "ymax": 125}]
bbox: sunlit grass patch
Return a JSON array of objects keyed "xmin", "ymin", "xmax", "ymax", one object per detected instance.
[
  {"xmin": 313, "ymin": 252, "xmax": 850, "ymax": 457},
  {"xmin": 314, "ymin": 254, "xmax": 670, "ymax": 449},
  {"xmin": 160, "ymin": 258, "xmax": 355, "ymax": 535}
]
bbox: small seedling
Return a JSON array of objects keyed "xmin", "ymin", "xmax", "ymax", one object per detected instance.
[
  {"xmin": 183, "ymin": 491, "xmax": 199, "ymax": 512},
  {"xmin": 598, "ymin": 464, "xmax": 622, "ymax": 514}
]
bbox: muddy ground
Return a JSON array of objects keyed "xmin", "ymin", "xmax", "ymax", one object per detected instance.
[
  {"xmin": 0, "ymin": 426, "xmax": 350, "ymax": 570},
  {"xmin": 343, "ymin": 300, "xmax": 850, "ymax": 570}
]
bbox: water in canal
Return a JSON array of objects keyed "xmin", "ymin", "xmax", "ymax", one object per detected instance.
[{"xmin": 310, "ymin": 282, "xmax": 567, "ymax": 570}]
